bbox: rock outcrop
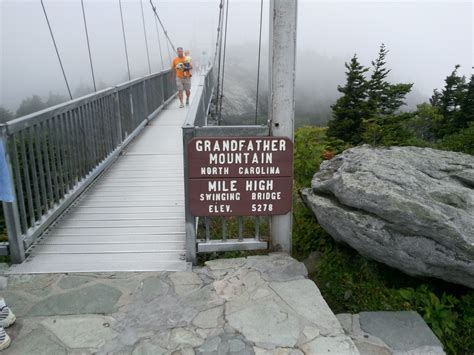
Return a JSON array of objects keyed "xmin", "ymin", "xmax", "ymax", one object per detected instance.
[{"xmin": 301, "ymin": 146, "xmax": 474, "ymax": 288}]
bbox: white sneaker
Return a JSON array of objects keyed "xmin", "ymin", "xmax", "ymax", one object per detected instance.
[
  {"xmin": 0, "ymin": 305, "xmax": 16, "ymax": 328},
  {"xmin": 179, "ymin": 103, "xmax": 184, "ymax": 108},
  {"xmin": 0, "ymin": 327, "xmax": 11, "ymax": 351}
]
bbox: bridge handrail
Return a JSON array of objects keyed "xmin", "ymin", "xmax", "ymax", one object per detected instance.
[{"xmin": 1, "ymin": 69, "xmax": 177, "ymax": 262}]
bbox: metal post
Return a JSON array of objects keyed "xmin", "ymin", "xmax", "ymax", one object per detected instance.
[
  {"xmin": 182, "ymin": 125, "xmax": 196, "ymax": 264},
  {"xmin": 160, "ymin": 73, "xmax": 165, "ymax": 105},
  {"xmin": 143, "ymin": 80, "xmax": 149, "ymax": 120},
  {"xmin": 114, "ymin": 89, "xmax": 123, "ymax": 143},
  {"xmin": 268, "ymin": 0, "xmax": 297, "ymax": 253},
  {"xmin": 0, "ymin": 127, "xmax": 25, "ymax": 262}
]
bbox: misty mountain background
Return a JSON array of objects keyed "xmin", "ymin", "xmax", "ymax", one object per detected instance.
[
  {"xmin": 219, "ymin": 44, "xmax": 428, "ymax": 127},
  {"xmin": 1, "ymin": 0, "xmax": 472, "ymax": 125}
]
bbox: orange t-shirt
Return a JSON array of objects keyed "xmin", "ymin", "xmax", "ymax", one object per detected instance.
[{"xmin": 172, "ymin": 56, "xmax": 192, "ymax": 78}]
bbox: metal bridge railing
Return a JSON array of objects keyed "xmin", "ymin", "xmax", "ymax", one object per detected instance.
[
  {"xmin": 1, "ymin": 69, "xmax": 177, "ymax": 262},
  {"xmin": 182, "ymin": 68, "xmax": 270, "ymax": 264}
]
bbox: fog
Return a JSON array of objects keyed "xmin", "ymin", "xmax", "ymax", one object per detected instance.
[{"xmin": 1, "ymin": 0, "xmax": 472, "ymax": 124}]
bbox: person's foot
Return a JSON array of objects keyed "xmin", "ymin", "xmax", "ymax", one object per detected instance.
[
  {"xmin": 179, "ymin": 102, "xmax": 184, "ymax": 108},
  {"xmin": 0, "ymin": 305, "xmax": 16, "ymax": 328},
  {"xmin": 0, "ymin": 327, "xmax": 11, "ymax": 350},
  {"xmin": 186, "ymin": 97, "xmax": 190, "ymax": 105}
]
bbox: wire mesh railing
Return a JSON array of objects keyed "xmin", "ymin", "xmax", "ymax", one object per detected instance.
[{"xmin": 1, "ymin": 69, "xmax": 177, "ymax": 262}]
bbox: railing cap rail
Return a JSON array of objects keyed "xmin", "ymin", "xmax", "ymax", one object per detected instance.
[{"xmin": 4, "ymin": 69, "xmax": 173, "ymax": 135}]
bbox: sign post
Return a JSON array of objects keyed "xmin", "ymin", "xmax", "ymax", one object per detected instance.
[{"xmin": 268, "ymin": 0, "xmax": 298, "ymax": 253}]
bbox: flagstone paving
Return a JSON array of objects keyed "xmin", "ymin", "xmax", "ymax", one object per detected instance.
[
  {"xmin": 0, "ymin": 254, "xmax": 445, "ymax": 354},
  {"xmin": 1, "ymin": 254, "xmax": 360, "ymax": 354}
]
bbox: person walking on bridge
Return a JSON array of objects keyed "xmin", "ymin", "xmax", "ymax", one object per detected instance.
[{"xmin": 172, "ymin": 47, "xmax": 192, "ymax": 108}]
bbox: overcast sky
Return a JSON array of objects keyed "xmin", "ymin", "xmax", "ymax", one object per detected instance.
[{"xmin": 1, "ymin": 0, "xmax": 472, "ymax": 112}]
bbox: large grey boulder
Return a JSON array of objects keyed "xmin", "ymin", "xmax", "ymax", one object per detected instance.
[{"xmin": 301, "ymin": 145, "xmax": 474, "ymax": 288}]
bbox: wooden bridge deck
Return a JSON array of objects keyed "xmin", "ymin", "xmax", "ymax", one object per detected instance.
[{"xmin": 9, "ymin": 90, "xmax": 192, "ymax": 273}]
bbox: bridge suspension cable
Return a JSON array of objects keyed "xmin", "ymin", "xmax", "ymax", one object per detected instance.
[
  {"xmin": 80, "ymin": 0, "xmax": 97, "ymax": 92},
  {"xmin": 166, "ymin": 38, "xmax": 172, "ymax": 65},
  {"xmin": 213, "ymin": 0, "xmax": 224, "ymax": 67},
  {"xmin": 255, "ymin": 0, "xmax": 264, "ymax": 124},
  {"xmin": 118, "ymin": 0, "xmax": 132, "ymax": 81},
  {"xmin": 153, "ymin": 15, "xmax": 164, "ymax": 70},
  {"xmin": 40, "ymin": 0, "xmax": 73, "ymax": 100},
  {"xmin": 218, "ymin": 0, "xmax": 230, "ymax": 123},
  {"xmin": 119, "ymin": 0, "xmax": 132, "ymax": 81},
  {"xmin": 214, "ymin": 0, "xmax": 225, "ymax": 119},
  {"xmin": 140, "ymin": 0, "xmax": 152, "ymax": 74},
  {"xmin": 149, "ymin": 0, "xmax": 176, "ymax": 55}
]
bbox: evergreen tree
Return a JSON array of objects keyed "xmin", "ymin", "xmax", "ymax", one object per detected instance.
[
  {"xmin": 45, "ymin": 92, "xmax": 68, "ymax": 108},
  {"xmin": 430, "ymin": 89, "xmax": 442, "ymax": 108},
  {"xmin": 367, "ymin": 43, "xmax": 390, "ymax": 115},
  {"xmin": 407, "ymin": 103, "xmax": 443, "ymax": 142},
  {"xmin": 0, "ymin": 107, "xmax": 15, "ymax": 123},
  {"xmin": 436, "ymin": 65, "xmax": 467, "ymax": 115},
  {"xmin": 382, "ymin": 83, "xmax": 413, "ymax": 115},
  {"xmin": 430, "ymin": 65, "xmax": 468, "ymax": 134},
  {"xmin": 357, "ymin": 44, "xmax": 413, "ymax": 146},
  {"xmin": 367, "ymin": 44, "xmax": 413, "ymax": 116},
  {"xmin": 16, "ymin": 95, "xmax": 45, "ymax": 118},
  {"xmin": 459, "ymin": 74, "xmax": 474, "ymax": 127},
  {"xmin": 327, "ymin": 55, "xmax": 369, "ymax": 144}
]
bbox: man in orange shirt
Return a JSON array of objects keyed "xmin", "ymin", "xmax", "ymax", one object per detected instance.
[{"xmin": 172, "ymin": 47, "xmax": 192, "ymax": 108}]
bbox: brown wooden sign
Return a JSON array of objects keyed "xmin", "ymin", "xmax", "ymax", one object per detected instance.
[{"xmin": 187, "ymin": 137, "xmax": 293, "ymax": 216}]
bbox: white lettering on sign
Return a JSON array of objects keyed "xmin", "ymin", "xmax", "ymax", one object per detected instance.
[
  {"xmin": 209, "ymin": 205, "xmax": 232, "ymax": 213},
  {"xmin": 238, "ymin": 166, "xmax": 281, "ymax": 175},
  {"xmin": 208, "ymin": 152, "xmax": 272, "ymax": 165},
  {"xmin": 251, "ymin": 192, "xmax": 281, "ymax": 200},
  {"xmin": 200, "ymin": 167, "xmax": 229, "ymax": 175},
  {"xmin": 251, "ymin": 203, "xmax": 273, "ymax": 212},
  {"xmin": 245, "ymin": 180, "xmax": 274, "ymax": 191},
  {"xmin": 208, "ymin": 180, "xmax": 237, "ymax": 192},
  {"xmin": 195, "ymin": 139, "xmax": 287, "ymax": 152},
  {"xmin": 199, "ymin": 192, "xmax": 241, "ymax": 201}
]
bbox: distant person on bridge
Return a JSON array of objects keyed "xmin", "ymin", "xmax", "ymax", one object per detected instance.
[
  {"xmin": 172, "ymin": 47, "xmax": 192, "ymax": 108},
  {"xmin": 200, "ymin": 51, "xmax": 210, "ymax": 74}
]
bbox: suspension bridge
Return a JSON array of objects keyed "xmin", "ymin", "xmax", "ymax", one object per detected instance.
[{"xmin": 0, "ymin": 0, "xmax": 297, "ymax": 274}]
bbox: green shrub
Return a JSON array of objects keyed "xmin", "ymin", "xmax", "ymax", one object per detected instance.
[
  {"xmin": 437, "ymin": 123, "xmax": 474, "ymax": 155},
  {"xmin": 293, "ymin": 126, "xmax": 328, "ymax": 188},
  {"xmin": 399, "ymin": 285, "xmax": 474, "ymax": 354},
  {"xmin": 292, "ymin": 196, "xmax": 333, "ymax": 261}
]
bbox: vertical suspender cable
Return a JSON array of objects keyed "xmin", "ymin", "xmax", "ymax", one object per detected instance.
[
  {"xmin": 213, "ymin": 0, "xmax": 224, "ymax": 68},
  {"xmin": 255, "ymin": 0, "xmax": 264, "ymax": 124},
  {"xmin": 140, "ymin": 0, "xmax": 152, "ymax": 74},
  {"xmin": 166, "ymin": 39, "xmax": 172, "ymax": 64},
  {"xmin": 154, "ymin": 16, "xmax": 164, "ymax": 70},
  {"xmin": 118, "ymin": 0, "xmax": 131, "ymax": 81},
  {"xmin": 215, "ymin": 0, "xmax": 225, "ymax": 118},
  {"xmin": 40, "ymin": 0, "xmax": 73, "ymax": 100},
  {"xmin": 81, "ymin": 0, "xmax": 97, "ymax": 92},
  {"xmin": 218, "ymin": 0, "xmax": 230, "ymax": 123},
  {"xmin": 149, "ymin": 0, "xmax": 176, "ymax": 53}
]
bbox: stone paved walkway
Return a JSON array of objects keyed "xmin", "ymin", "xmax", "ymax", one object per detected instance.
[{"xmin": 2, "ymin": 254, "xmax": 360, "ymax": 354}]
